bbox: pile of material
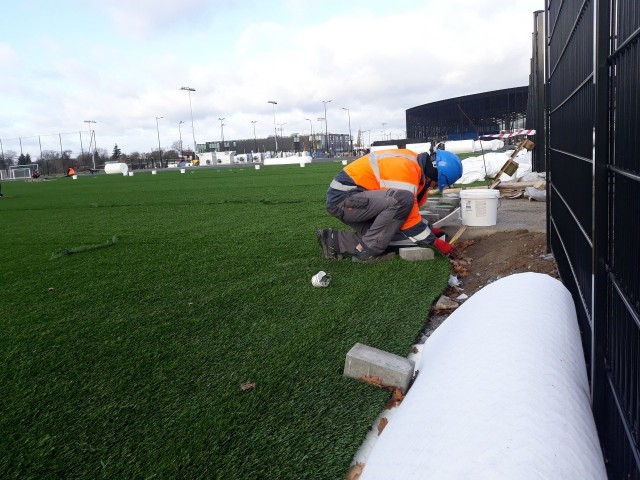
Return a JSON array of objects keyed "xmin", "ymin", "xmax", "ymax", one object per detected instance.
[{"xmin": 497, "ymin": 178, "xmax": 546, "ymax": 200}]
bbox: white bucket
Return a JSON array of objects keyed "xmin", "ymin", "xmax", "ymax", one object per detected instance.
[
  {"xmin": 255, "ymin": 165, "xmax": 261, "ymax": 170},
  {"xmin": 128, "ymin": 172, "xmax": 134, "ymax": 177},
  {"xmin": 460, "ymin": 189, "xmax": 500, "ymax": 226},
  {"xmin": 342, "ymin": 160, "xmax": 348, "ymax": 166},
  {"xmin": 72, "ymin": 175, "xmax": 78, "ymax": 180},
  {"xmin": 152, "ymin": 170, "xmax": 157, "ymax": 175},
  {"xmin": 180, "ymin": 168, "xmax": 185, "ymax": 174}
]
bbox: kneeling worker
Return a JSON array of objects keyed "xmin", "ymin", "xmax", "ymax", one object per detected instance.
[{"xmin": 317, "ymin": 148, "xmax": 463, "ymax": 263}]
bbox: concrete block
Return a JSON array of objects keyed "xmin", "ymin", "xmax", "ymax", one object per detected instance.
[
  {"xmin": 344, "ymin": 343, "xmax": 415, "ymax": 393},
  {"xmin": 434, "ymin": 206, "xmax": 455, "ymax": 215},
  {"xmin": 399, "ymin": 247, "xmax": 434, "ymax": 261},
  {"xmin": 420, "ymin": 211, "xmax": 441, "ymax": 223},
  {"xmin": 439, "ymin": 197, "xmax": 461, "ymax": 208}
]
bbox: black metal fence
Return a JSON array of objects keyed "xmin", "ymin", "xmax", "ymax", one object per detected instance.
[{"xmin": 539, "ymin": 0, "xmax": 640, "ymax": 477}]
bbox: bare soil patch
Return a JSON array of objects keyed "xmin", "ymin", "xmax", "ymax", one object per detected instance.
[
  {"xmin": 453, "ymin": 229, "xmax": 558, "ymax": 296},
  {"xmin": 423, "ymin": 230, "xmax": 559, "ymax": 336}
]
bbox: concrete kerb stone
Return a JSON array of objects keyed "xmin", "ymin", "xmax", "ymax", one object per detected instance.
[
  {"xmin": 420, "ymin": 211, "xmax": 441, "ymax": 223},
  {"xmin": 433, "ymin": 206, "xmax": 455, "ymax": 215},
  {"xmin": 438, "ymin": 197, "xmax": 461, "ymax": 208},
  {"xmin": 344, "ymin": 343, "xmax": 415, "ymax": 393},
  {"xmin": 399, "ymin": 247, "xmax": 434, "ymax": 261}
]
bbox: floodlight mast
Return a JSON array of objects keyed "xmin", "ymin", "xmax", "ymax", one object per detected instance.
[
  {"xmin": 178, "ymin": 121, "xmax": 184, "ymax": 155},
  {"xmin": 342, "ymin": 107, "xmax": 352, "ymax": 155},
  {"xmin": 155, "ymin": 116, "xmax": 163, "ymax": 167},
  {"xmin": 251, "ymin": 120, "xmax": 258, "ymax": 152},
  {"xmin": 84, "ymin": 120, "xmax": 97, "ymax": 169},
  {"xmin": 218, "ymin": 117, "xmax": 226, "ymax": 148},
  {"xmin": 267, "ymin": 100, "xmax": 278, "ymax": 153},
  {"xmin": 180, "ymin": 87, "xmax": 197, "ymax": 154},
  {"xmin": 322, "ymin": 100, "xmax": 331, "ymax": 155},
  {"xmin": 305, "ymin": 118, "xmax": 314, "ymax": 152}
]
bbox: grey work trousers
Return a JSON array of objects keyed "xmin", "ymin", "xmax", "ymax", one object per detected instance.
[{"xmin": 326, "ymin": 189, "xmax": 414, "ymax": 255}]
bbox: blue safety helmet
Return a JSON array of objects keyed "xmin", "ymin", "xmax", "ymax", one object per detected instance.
[{"xmin": 434, "ymin": 150, "xmax": 463, "ymax": 191}]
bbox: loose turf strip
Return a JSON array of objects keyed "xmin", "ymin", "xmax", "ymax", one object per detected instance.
[
  {"xmin": 0, "ymin": 166, "xmax": 450, "ymax": 479},
  {"xmin": 50, "ymin": 235, "xmax": 119, "ymax": 259}
]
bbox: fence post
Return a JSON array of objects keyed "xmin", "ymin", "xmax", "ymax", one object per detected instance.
[{"xmin": 590, "ymin": 0, "xmax": 610, "ymax": 417}]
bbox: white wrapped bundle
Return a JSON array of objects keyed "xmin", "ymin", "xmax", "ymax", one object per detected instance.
[
  {"xmin": 104, "ymin": 162, "xmax": 129, "ymax": 175},
  {"xmin": 361, "ymin": 273, "xmax": 606, "ymax": 480}
]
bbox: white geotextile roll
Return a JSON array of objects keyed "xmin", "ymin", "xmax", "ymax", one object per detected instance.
[
  {"xmin": 361, "ymin": 273, "xmax": 606, "ymax": 480},
  {"xmin": 263, "ymin": 156, "xmax": 312, "ymax": 165},
  {"xmin": 443, "ymin": 139, "xmax": 474, "ymax": 153},
  {"xmin": 104, "ymin": 162, "xmax": 128, "ymax": 175}
]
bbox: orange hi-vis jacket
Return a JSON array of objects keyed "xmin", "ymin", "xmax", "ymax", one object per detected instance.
[{"xmin": 333, "ymin": 149, "xmax": 430, "ymax": 239}]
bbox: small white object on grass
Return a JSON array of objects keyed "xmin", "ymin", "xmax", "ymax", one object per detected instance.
[{"xmin": 311, "ymin": 271, "xmax": 331, "ymax": 287}]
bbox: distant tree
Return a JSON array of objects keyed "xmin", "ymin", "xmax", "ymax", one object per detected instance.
[
  {"xmin": 8, "ymin": 150, "xmax": 17, "ymax": 164},
  {"xmin": 36, "ymin": 151, "xmax": 64, "ymax": 174},
  {"xmin": 112, "ymin": 144, "xmax": 122, "ymax": 159},
  {"xmin": 150, "ymin": 149, "xmax": 163, "ymax": 167},
  {"xmin": 76, "ymin": 152, "xmax": 94, "ymax": 169},
  {"xmin": 95, "ymin": 148, "xmax": 109, "ymax": 165},
  {"xmin": 129, "ymin": 151, "xmax": 149, "ymax": 169},
  {"xmin": 171, "ymin": 140, "xmax": 183, "ymax": 153},
  {"xmin": 163, "ymin": 149, "xmax": 179, "ymax": 160},
  {"xmin": 1, "ymin": 150, "xmax": 17, "ymax": 168}
]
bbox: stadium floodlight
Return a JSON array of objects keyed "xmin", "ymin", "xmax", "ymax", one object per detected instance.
[
  {"xmin": 267, "ymin": 101, "xmax": 278, "ymax": 153},
  {"xmin": 180, "ymin": 87, "xmax": 197, "ymax": 153}
]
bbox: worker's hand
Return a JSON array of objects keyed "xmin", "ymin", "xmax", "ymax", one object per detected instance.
[
  {"xmin": 431, "ymin": 227, "xmax": 446, "ymax": 238},
  {"xmin": 433, "ymin": 238, "xmax": 453, "ymax": 256}
]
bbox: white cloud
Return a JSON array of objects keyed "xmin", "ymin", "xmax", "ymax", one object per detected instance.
[
  {"xmin": 1, "ymin": 0, "xmax": 543, "ymax": 156},
  {"xmin": 0, "ymin": 43, "xmax": 21, "ymax": 68},
  {"xmin": 94, "ymin": 0, "xmax": 213, "ymax": 39}
]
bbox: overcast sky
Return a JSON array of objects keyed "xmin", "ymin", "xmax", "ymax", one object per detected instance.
[{"xmin": 1, "ymin": 0, "xmax": 543, "ymax": 158}]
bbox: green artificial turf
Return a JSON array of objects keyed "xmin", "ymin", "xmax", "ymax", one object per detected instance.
[{"xmin": 0, "ymin": 165, "xmax": 450, "ymax": 479}]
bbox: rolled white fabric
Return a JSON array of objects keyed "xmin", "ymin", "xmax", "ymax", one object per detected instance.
[
  {"xmin": 361, "ymin": 273, "xmax": 606, "ymax": 480},
  {"xmin": 104, "ymin": 162, "xmax": 129, "ymax": 175}
]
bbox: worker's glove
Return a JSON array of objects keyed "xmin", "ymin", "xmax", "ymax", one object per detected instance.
[
  {"xmin": 433, "ymin": 238, "xmax": 453, "ymax": 256},
  {"xmin": 431, "ymin": 227, "xmax": 446, "ymax": 238}
]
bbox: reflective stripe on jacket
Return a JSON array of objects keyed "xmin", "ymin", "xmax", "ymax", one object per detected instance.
[{"xmin": 340, "ymin": 149, "xmax": 428, "ymax": 231}]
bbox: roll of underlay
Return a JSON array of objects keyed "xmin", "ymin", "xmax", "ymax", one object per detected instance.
[
  {"xmin": 104, "ymin": 162, "xmax": 129, "ymax": 175},
  {"xmin": 360, "ymin": 272, "xmax": 606, "ymax": 480}
]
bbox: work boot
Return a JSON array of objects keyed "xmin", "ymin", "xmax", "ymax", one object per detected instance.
[
  {"xmin": 352, "ymin": 250, "xmax": 396, "ymax": 264},
  {"xmin": 316, "ymin": 229, "xmax": 343, "ymax": 260}
]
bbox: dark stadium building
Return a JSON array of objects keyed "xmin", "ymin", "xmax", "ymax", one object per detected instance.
[{"xmin": 405, "ymin": 86, "xmax": 529, "ymax": 142}]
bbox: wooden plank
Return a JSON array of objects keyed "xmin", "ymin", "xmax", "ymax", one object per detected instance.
[
  {"xmin": 497, "ymin": 180, "xmax": 545, "ymax": 189},
  {"xmin": 449, "ymin": 225, "xmax": 467, "ymax": 245}
]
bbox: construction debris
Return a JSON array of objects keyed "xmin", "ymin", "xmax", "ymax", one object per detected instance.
[
  {"xmin": 498, "ymin": 180, "xmax": 546, "ymax": 199},
  {"xmin": 489, "ymin": 139, "xmax": 536, "ymax": 189}
]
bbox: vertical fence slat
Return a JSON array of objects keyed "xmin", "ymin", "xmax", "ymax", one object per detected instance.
[{"xmin": 545, "ymin": 0, "xmax": 640, "ymax": 476}]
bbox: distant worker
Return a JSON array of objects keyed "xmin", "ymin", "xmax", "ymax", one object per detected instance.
[
  {"xmin": 31, "ymin": 169, "xmax": 40, "ymax": 179},
  {"xmin": 66, "ymin": 167, "xmax": 76, "ymax": 177},
  {"xmin": 316, "ymin": 148, "xmax": 463, "ymax": 263}
]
